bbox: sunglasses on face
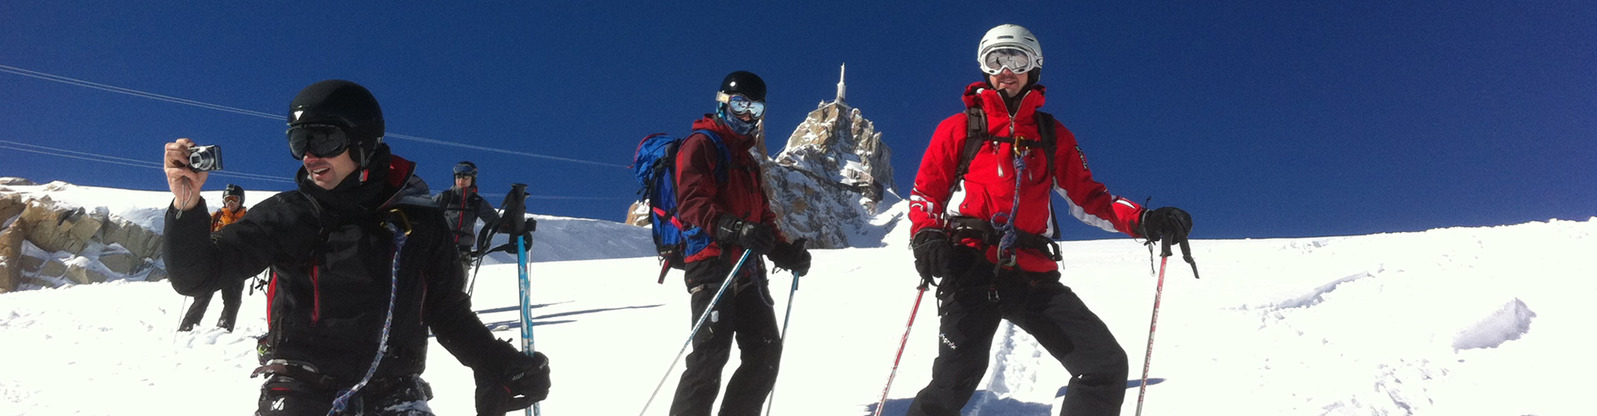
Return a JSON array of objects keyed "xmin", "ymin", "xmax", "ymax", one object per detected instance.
[
  {"xmin": 286, "ymin": 123, "xmax": 351, "ymax": 160},
  {"xmin": 981, "ymin": 48, "xmax": 1037, "ymax": 75},
  {"xmin": 717, "ymin": 92, "xmax": 766, "ymax": 118}
]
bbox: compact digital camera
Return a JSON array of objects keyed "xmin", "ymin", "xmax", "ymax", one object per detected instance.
[{"xmin": 188, "ymin": 145, "xmax": 224, "ymax": 172}]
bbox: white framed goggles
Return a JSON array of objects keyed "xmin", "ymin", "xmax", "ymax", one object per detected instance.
[
  {"xmin": 716, "ymin": 92, "xmax": 766, "ymax": 118},
  {"xmin": 980, "ymin": 47, "xmax": 1038, "ymax": 75}
]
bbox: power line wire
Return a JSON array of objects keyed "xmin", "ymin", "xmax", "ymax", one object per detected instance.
[
  {"xmin": 0, "ymin": 63, "xmax": 628, "ymax": 168},
  {"xmin": 0, "ymin": 140, "xmax": 295, "ymax": 184},
  {"xmin": 0, "ymin": 140, "xmax": 636, "ymax": 200}
]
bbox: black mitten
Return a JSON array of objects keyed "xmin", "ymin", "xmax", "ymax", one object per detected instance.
[
  {"xmin": 475, "ymin": 351, "xmax": 550, "ymax": 416},
  {"xmin": 714, "ymin": 214, "xmax": 775, "ymax": 255},
  {"xmin": 1139, "ymin": 207, "xmax": 1193, "ymax": 243},
  {"xmin": 769, "ymin": 238, "xmax": 812, "ymax": 275},
  {"xmin": 911, "ymin": 229, "xmax": 953, "ymax": 287}
]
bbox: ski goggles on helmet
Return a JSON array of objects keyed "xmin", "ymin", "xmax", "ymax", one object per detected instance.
[
  {"xmin": 716, "ymin": 92, "xmax": 766, "ymax": 118},
  {"xmin": 286, "ymin": 123, "xmax": 351, "ymax": 160},
  {"xmin": 453, "ymin": 164, "xmax": 477, "ymax": 177},
  {"xmin": 980, "ymin": 47, "xmax": 1038, "ymax": 75}
]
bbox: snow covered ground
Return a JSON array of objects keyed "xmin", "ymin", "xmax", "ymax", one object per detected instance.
[{"xmin": 0, "ymin": 185, "xmax": 1592, "ymax": 415}]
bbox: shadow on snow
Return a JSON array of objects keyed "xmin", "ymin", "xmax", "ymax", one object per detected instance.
[
  {"xmin": 865, "ymin": 391, "xmax": 1052, "ymax": 416},
  {"xmin": 1054, "ymin": 378, "xmax": 1165, "ymax": 398},
  {"xmin": 474, "ymin": 303, "xmax": 666, "ymax": 331},
  {"xmin": 862, "ymin": 378, "xmax": 1166, "ymax": 415}
]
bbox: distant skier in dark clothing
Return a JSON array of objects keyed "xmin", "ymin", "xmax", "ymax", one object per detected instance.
[
  {"xmin": 905, "ymin": 25, "xmax": 1193, "ymax": 416},
  {"xmin": 668, "ymin": 71, "xmax": 812, "ymax": 416},
  {"xmin": 434, "ymin": 161, "xmax": 503, "ymax": 270},
  {"xmin": 162, "ymin": 80, "xmax": 548, "ymax": 416},
  {"xmin": 179, "ymin": 183, "xmax": 247, "ymax": 332}
]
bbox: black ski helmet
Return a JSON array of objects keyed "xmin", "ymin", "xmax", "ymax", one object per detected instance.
[
  {"xmin": 287, "ymin": 80, "xmax": 385, "ymax": 166},
  {"xmin": 719, "ymin": 71, "xmax": 766, "ymax": 102},
  {"xmin": 454, "ymin": 161, "xmax": 478, "ymax": 176},
  {"xmin": 224, "ymin": 184, "xmax": 245, "ymax": 205}
]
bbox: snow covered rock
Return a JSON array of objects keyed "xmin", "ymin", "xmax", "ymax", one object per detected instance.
[
  {"xmin": 0, "ymin": 188, "xmax": 165, "ymax": 292},
  {"xmin": 760, "ymin": 65, "xmax": 896, "ymax": 249}
]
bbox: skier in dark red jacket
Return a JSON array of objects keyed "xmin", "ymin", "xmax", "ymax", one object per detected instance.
[
  {"xmin": 906, "ymin": 24, "xmax": 1194, "ymax": 416},
  {"xmin": 669, "ymin": 71, "xmax": 812, "ymax": 416}
]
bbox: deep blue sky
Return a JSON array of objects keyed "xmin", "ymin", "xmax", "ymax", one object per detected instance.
[{"xmin": 2, "ymin": 1, "xmax": 1592, "ymax": 240}]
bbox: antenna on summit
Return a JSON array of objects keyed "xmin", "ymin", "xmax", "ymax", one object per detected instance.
[{"xmin": 836, "ymin": 63, "xmax": 847, "ymax": 104}]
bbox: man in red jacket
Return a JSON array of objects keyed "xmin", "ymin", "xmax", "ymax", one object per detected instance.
[
  {"xmin": 669, "ymin": 71, "xmax": 812, "ymax": 416},
  {"xmin": 905, "ymin": 24, "xmax": 1193, "ymax": 416}
]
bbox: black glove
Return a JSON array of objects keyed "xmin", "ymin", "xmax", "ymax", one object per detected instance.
[
  {"xmin": 1139, "ymin": 207, "xmax": 1193, "ymax": 243},
  {"xmin": 475, "ymin": 351, "xmax": 550, "ymax": 416},
  {"xmin": 769, "ymin": 238, "xmax": 811, "ymax": 275},
  {"xmin": 714, "ymin": 214, "xmax": 776, "ymax": 255},
  {"xmin": 911, "ymin": 229, "xmax": 953, "ymax": 287}
]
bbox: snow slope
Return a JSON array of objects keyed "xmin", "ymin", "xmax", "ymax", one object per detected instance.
[{"xmin": 0, "ymin": 186, "xmax": 1592, "ymax": 415}]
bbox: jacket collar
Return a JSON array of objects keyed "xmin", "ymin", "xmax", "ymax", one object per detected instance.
[
  {"xmin": 962, "ymin": 82, "xmax": 1048, "ymax": 134},
  {"xmin": 295, "ymin": 145, "xmax": 429, "ymax": 217},
  {"xmin": 691, "ymin": 114, "xmax": 755, "ymax": 152}
]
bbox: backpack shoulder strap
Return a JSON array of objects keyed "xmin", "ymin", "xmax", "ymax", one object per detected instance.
[
  {"xmin": 1033, "ymin": 110, "xmax": 1059, "ymax": 174},
  {"xmin": 692, "ymin": 129, "xmax": 733, "ymax": 182},
  {"xmin": 954, "ymin": 107, "xmax": 989, "ymax": 185},
  {"xmin": 296, "ymin": 190, "xmax": 333, "ymax": 245}
]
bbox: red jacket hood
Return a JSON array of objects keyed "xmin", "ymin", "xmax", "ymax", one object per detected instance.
[
  {"xmin": 690, "ymin": 114, "xmax": 756, "ymax": 152},
  {"xmin": 961, "ymin": 82, "xmax": 1049, "ymax": 128}
]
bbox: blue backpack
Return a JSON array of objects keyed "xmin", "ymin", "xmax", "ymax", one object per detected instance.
[{"xmin": 632, "ymin": 129, "xmax": 731, "ymax": 281}]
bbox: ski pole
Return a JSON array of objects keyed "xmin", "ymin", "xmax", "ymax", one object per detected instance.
[
  {"xmin": 764, "ymin": 240, "xmax": 807, "ymax": 416},
  {"xmin": 640, "ymin": 249, "xmax": 755, "ymax": 416},
  {"xmin": 1137, "ymin": 233, "xmax": 1201, "ymax": 416},
  {"xmin": 873, "ymin": 283, "xmax": 929, "ymax": 416},
  {"xmin": 515, "ymin": 232, "xmax": 542, "ymax": 416},
  {"xmin": 467, "ymin": 249, "xmax": 484, "ymax": 296}
]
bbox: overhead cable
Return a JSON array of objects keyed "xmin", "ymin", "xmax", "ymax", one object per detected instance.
[{"xmin": 0, "ymin": 63, "xmax": 628, "ymax": 168}]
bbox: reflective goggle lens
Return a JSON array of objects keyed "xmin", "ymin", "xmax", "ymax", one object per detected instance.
[
  {"xmin": 287, "ymin": 124, "xmax": 350, "ymax": 160},
  {"xmin": 981, "ymin": 48, "xmax": 1036, "ymax": 75},
  {"xmin": 453, "ymin": 164, "xmax": 477, "ymax": 177},
  {"xmin": 719, "ymin": 93, "xmax": 766, "ymax": 118}
]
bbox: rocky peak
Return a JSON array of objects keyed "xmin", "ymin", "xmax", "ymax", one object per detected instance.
[{"xmin": 759, "ymin": 65, "xmax": 896, "ymax": 249}]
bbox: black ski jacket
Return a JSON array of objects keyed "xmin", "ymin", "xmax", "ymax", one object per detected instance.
[
  {"xmin": 434, "ymin": 186, "xmax": 500, "ymax": 250},
  {"xmin": 164, "ymin": 147, "xmax": 520, "ymax": 384}
]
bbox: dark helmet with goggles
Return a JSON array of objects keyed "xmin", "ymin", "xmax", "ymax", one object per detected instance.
[
  {"xmin": 454, "ymin": 161, "xmax": 478, "ymax": 177},
  {"xmin": 715, "ymin": 71, "xmax": 767, "ymax": 136},
  {"xmin": 223, "ymin": 184, "xmax": 244, "ymax": 205},
  {"xmin": 286, "ymin": 80, "xmax": 385, "ymax": 167}
]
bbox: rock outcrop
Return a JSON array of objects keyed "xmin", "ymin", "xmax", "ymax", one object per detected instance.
[{"xmin": 0, "ymin": 183, "xmax": 165, "ymax": 293}]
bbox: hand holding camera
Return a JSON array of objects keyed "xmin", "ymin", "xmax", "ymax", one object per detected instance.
[{"xmin": 163, "ymin": 138, "xmax": 222, "ymax": 210}]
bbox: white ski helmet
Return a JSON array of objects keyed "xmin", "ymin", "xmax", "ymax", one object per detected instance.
[{"xmin": 977, "ymin": 24, "xmax": 1043, "ymax": 73}]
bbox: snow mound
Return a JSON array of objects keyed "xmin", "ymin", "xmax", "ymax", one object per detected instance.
[{"xmin": 1451, "ymin": 298, "xmax": 1536, "ymax": 351}]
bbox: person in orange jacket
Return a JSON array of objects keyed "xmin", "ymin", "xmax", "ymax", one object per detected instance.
[{"xmin": 178, "ymin": 184, "xmax": 247, "ymax": 332}]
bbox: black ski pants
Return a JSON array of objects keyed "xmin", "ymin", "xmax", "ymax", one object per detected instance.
[
  {"xmin": 907, "ymin": 247, "xmax": 1128, "ymax": 416},
  {"xmin": 181, "ymin": 276, "xmax": 244, "ymax": 331},
  {"xmin": 669, "ymin": 259, "xmax": 783, "ymax": 416}
]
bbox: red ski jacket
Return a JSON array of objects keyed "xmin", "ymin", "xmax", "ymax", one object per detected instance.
[
  {"xmin": 674, "ymin": 115, "xmax": 788, "ymax": 263},
  {"xmin": 910, "ymin": 82, "xmax": 1146, "ymax": 272}
]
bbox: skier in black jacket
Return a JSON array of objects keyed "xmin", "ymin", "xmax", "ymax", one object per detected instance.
[
  {"xmin": 434, "ymin": 161, "xmax": 503, "ymax": 271},
  {"xmin": 162, "ymin": 80, "xmax": 549, "ymax": 416}
]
